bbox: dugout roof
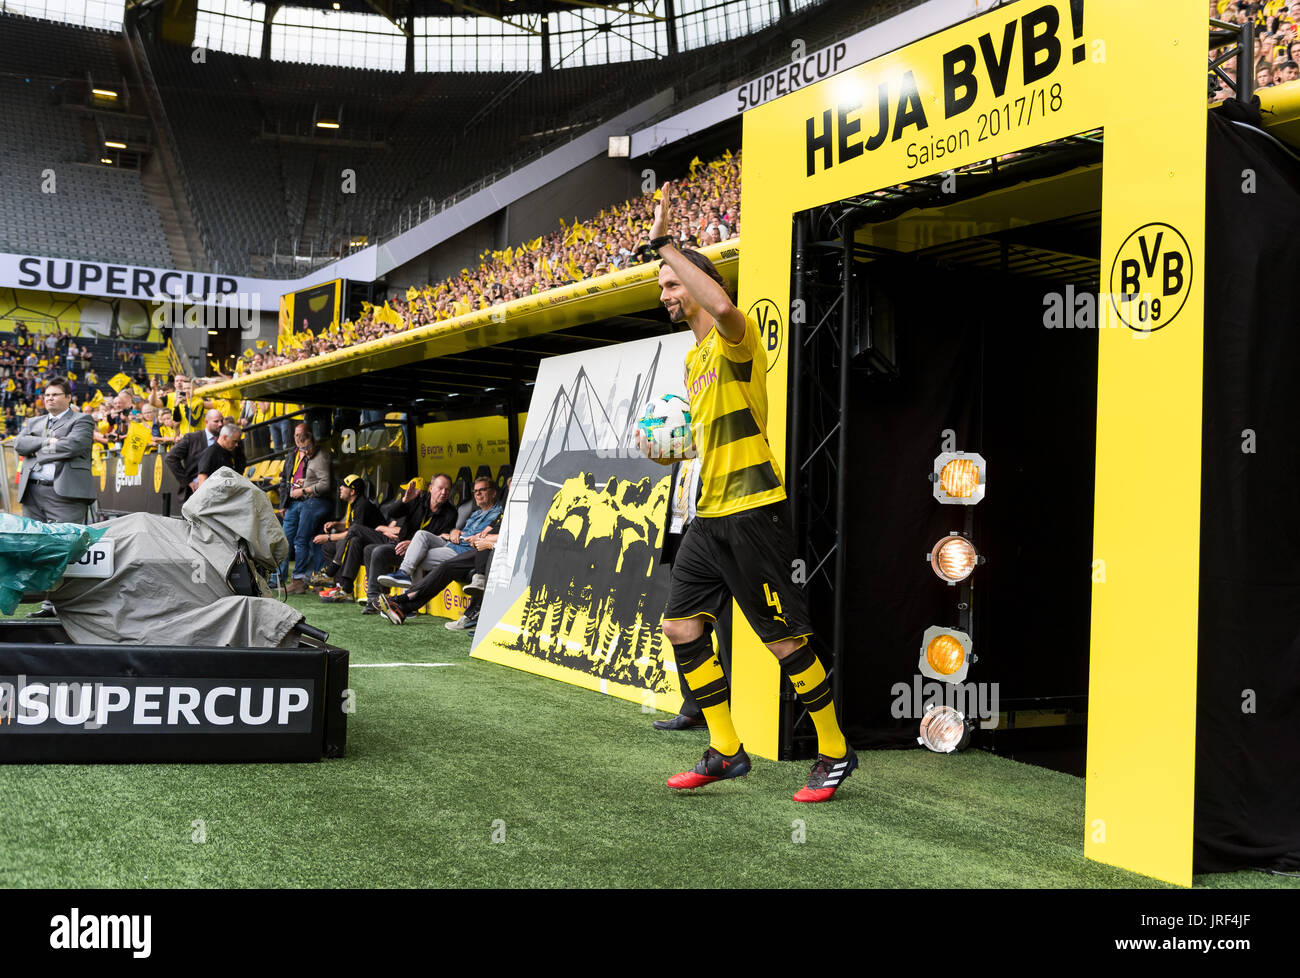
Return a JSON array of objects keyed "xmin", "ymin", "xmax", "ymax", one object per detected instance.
[{"xmin": 196, "ymin": 241, "xmax": 737, "ymax": 414}]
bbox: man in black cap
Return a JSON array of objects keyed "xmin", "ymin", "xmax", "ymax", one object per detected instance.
[{"xmin": 314, "ymin": 474, "xmax": 385, "ymax": 600}]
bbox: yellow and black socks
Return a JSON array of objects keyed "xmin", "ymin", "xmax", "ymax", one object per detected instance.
[
  {"xmin": 779, "ymin": 643, "xmax": 847, "ymax": 759},
  {"xmin": 672, "ymin": 632, "xmax": 741, "ymax": 756}
]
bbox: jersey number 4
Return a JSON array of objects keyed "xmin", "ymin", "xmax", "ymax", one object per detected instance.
[{"xmin": 764, "ymin": 583, "xmax": 783, "ymax": 616}]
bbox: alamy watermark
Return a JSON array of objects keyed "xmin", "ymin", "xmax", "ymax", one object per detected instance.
[
  {"xmin": 890, "ymin": 675, "xmax": 1000, "ymax": 730},
  {"xmin": 1042, "ymin": 286, "xmax": 1160, "ymax": 331},
  {"xmin": 150, "ymin": 292, "xmax": 258, "ymax": 335}
]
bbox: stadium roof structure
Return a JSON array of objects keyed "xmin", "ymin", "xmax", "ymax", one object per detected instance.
[
  {"xmin": 278, "ymin": 1, "xmax": 666, "ymax": 18},
  {"xmin": 195, "ymin": 239, "xmax": 737, "ymax": 413}
]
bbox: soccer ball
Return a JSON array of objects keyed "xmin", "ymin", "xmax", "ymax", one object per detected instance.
[{"xmin": 637, "ymin": 394, "xmax": 694, "ymax": 459}]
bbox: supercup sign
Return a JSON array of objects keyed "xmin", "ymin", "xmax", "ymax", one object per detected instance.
[
  {"xmin": 0, "ymin": 676, "xmax": 315, "ymax": 733},
  {"xmin": 0, "ymin": 252, "xmax": 285, "ymax": 311},
  {"xmin": 12, "ymin": 256, "xmax": 240, "ymax": 302}
]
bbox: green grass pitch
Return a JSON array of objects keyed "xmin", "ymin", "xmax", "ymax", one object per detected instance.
[{"xmin": 1, "ymin": 598, "xmax": 1295, "ymax": 889}]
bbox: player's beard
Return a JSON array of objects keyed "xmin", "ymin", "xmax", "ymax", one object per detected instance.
[{"xmin": 665, "ymin": 302, "xmax": 685, "ymax": 323}]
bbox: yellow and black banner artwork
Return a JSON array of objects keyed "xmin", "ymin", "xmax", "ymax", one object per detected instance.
[
  {"xmin": 741, "ymin": 0, "xmax": 1206, "ymax": 884},
  {"xmin": 472, "ymin": 332, "xmax": 695, "ymax": 712},
  {"xmin": 278, "ymin": 279, "xmax": 341, "ymax": 353}
]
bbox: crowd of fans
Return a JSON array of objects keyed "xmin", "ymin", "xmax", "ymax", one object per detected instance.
[
  {"xmin": 1, "ymin": 336, "xmax": 233, "ymax": 458},
  {"xmin": 3, "ymin": 330, "xmax": 92, "ymax": 435},
  {"xmin": 1212, "ymin": 0, "xmax": 1300, "ymax": 99},
  {"xmin": 232, "ymin": 149, "xmax": 742, "ymax": 377},
  {"xmin": 0, "ymin": 326, "xmax": 165, "ymax": 436}
]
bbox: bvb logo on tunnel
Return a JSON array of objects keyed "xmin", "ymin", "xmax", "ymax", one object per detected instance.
[
  {"xmin": 747, "ymin": 297, "xmax": 784, "ymax": 372},
  {"xmin": 1108, "ymin": 222, "xmax": 1192, "ymax": 333}
]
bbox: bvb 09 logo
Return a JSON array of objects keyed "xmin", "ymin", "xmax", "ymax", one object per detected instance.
[
  {"xmin": 747, "ymin": 298, "xmax": 784, "ymax": 372},
  {"xmin": 1108, "ymin": 222, "xmax": 1192, "ymax": 332}
]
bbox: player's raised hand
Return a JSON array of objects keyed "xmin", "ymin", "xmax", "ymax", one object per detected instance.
[{"xmin": 651, "ymin": 181, "xmax": 672, "ymax": 240}]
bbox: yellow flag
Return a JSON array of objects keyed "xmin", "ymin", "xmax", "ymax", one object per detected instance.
[
  {"xmin": 256, "ymin": 339, "xmax": 269, "ymax": 349},
  {"xmin": 121, "ymin": 422, "xmax": 153, "ymax": 476},
  {"xmin": 108, "ymin": 372, "xmax": 131, "ymax": 393},
  {"xmin": 406, "ymin": 286, "xmax": 418, "ymax": 302},
  {"xmin": 722, "ymin": 147, "xmax": 733, "ymax": 161},
  {"xmin": 374, "ymin": 302, "xmax": 405, "ymax": 330},
  {"xmin": 688, "ymin": 155, "xmax": 702, "ymax": 176}
]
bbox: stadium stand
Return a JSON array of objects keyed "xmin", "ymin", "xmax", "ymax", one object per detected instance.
[
  {"xmin": 0, "ymin": 11, "xmax": 120, "ymax": 83},
  {"xmin": 0, "ymin": 14, "xmax": 174, "ymax": 269},
  {"xmin": 0, "ymin": 1, "xmax": 931, "ymax": 276},
  {"xmin": 142, "ymin": 43, "xmax": 679, "ymax": 274},
  {"xmin": 129, "ymin": 0, "xmax": 908, "ymax": 276},
  {"xmin": 246, "ymin": 145, "xmax": 741, "ymax": 376}
]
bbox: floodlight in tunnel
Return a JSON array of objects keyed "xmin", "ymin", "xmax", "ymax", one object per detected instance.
[
  {"xmin": 929, "ymin": 534, "xmax": 979, "ymax": 584},
  {"xmin": 932, "ymin": 452, "xmax": 986, "ymax": 505},
  {"xmin": 918, "ymin": 704, "xmax": 973, "ymax": 753},
  {"xmin": 919, "ymin": 625, "xmax": 972, "ymax": 683}
]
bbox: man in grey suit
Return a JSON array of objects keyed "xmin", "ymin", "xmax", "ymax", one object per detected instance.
[
  {"xmin": 14, "ymin": 376, "xmax": 96, "ymax": 617},
  {"xmin": 15, "ymin": 377, "xmax": 95, "ymax": 522}
]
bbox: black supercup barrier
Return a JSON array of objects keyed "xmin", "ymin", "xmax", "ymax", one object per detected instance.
[{"xmin": 0, "ymin": 621, "xmax": 349, "ymax": 763}]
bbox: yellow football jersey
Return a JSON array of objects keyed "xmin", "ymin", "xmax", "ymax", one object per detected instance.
[{"xmin": 684, "ymin": 315, "xmax": 786, "ymax": 517}]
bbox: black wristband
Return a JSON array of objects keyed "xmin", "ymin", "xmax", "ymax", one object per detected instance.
[{"xmin": 649, "ymin": 235, "xmax": 675, "ymax": 254}]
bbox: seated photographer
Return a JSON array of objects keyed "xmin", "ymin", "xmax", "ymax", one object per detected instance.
[{"xmin": 314, "ymin": 474, "xmax": 386, "ymax": 599}]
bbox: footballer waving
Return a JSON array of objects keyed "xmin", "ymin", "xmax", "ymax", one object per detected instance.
[{"xmin": 639, "ymin": 181, "xmax": 857, "ymax": 802}]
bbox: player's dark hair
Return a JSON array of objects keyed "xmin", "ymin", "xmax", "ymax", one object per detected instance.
[{"xmin": 675, "ymin": 248, "xmax": 732, "ymax": 301}]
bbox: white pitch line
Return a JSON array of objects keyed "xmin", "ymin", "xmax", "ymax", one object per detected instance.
[{"xmin": 350, "ymin": 662, "xmax": 457, "ymax": 668}]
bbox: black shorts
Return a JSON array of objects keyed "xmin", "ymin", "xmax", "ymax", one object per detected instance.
[{"xmin": 663, "ymin": 500, "xmax": 811, "ymax": 645}]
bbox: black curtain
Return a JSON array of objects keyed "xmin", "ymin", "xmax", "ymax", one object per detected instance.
[
  {"xmin": 1195, "ymin": 112, "xmax": 1300, "ymax": 873},
  {"xmin": 839, "ymin": 262, "xmax": 1097, "ymax": 748}
]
